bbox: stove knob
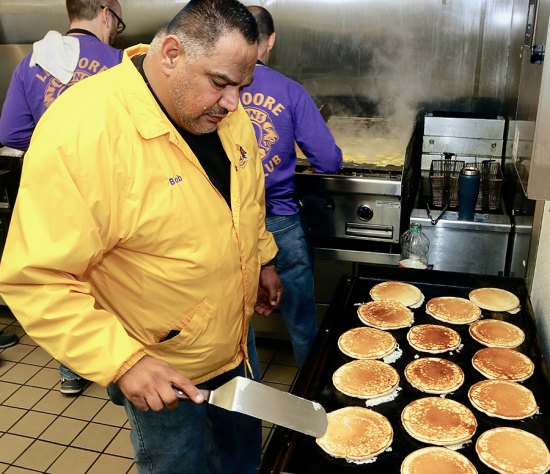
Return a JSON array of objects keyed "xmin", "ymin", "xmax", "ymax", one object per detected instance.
[
  {"xmin": 324, "ymin": 198, "xmax": 335, "ymax": 210},
  {"xmin": 357, "ymin": 204, "xmax": 373, "ymax": 221}
]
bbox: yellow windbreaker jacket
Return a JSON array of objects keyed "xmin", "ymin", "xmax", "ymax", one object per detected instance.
[{"xmin": 0, "ymin": 45, "xmax": 278, "ymax": 387}]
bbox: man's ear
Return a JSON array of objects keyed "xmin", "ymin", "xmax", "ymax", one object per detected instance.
[
  {"xmin": 267, "ymin": 32, "xmax": 276, "ymax": 54},
  {"xmin": 160, "ymin": 35, "xmax": 182, "ymax": 74},
  {"xmin": 100, "ymin": 5, "xmax": 110, "ymax": 28}
]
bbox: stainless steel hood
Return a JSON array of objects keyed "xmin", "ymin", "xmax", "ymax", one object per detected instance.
[{"xmin": 0, "ymin": 0, "xmax": 528, "ymax": 120}]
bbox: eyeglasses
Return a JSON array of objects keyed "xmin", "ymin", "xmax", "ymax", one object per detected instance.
[{"xmin": 100, "ymin": 5, "xmax": 126, "ymax": 34}]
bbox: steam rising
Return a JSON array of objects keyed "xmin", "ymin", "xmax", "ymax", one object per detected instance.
[
  {"xmin": 325, "ymin": 36, "xmax": 439, "ymax": 166},
  {"xmin": 365, "ymin": 38, "xmax": 435, "ymax": 148}
]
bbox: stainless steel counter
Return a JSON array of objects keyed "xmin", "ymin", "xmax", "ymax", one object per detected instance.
[{"xmin": 410, "ymin": 207, "xmax": 511, "ymax": 276}]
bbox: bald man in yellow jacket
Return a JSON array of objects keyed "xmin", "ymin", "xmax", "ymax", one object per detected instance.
[
  {"xmin": 0, "ymin": 1, "xmax": 283, "ymax": 470},
  {"xmin": 0, "ymin": 5, "xmax": 282, "ymax": 425},
  {"xmin": 0, "ymin": 40, "xmax": 280, "ymax": 390},
  {"xmin": 0, "ymin": 22, "xmax": 284, "ymax": 474}
]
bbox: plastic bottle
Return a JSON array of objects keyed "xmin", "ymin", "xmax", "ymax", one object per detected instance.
[{"xmin": 399, "ymin": 223, "xmax": 430, "ymax": 269}]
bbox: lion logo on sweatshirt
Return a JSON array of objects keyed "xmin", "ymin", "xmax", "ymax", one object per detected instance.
[
  {"xmin": 244, "ymin": 107, "xmax": 279, "ymax": 161},
  {"xmin": 44, "ymin": 70, "xmax": 89, "ymax": 108}
]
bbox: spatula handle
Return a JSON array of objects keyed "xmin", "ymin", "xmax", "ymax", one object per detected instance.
[{"xmin": 173, "ymin": 387, "xmax": 210, "ymax": 402}]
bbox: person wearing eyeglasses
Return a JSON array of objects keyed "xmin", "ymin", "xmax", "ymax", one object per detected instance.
[
  {"xmin": 0, "ymin": 0, "xmax": 124, "ymax": 152},
  {"xmin": 0, "ymin": 0, "xmax": 124, "ymax": 396}
]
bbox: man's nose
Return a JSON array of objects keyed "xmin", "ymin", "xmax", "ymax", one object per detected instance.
[{"xmin": 219, "ymin": 88, "xmax": 240, "ymax": 112}]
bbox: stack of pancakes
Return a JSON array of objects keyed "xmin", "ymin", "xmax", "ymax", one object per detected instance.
[
  {"xmin": 401, "ymin": 447, "xmax": 477, "ymax": 474},
  {"xmin": 333, "ymin": 359, "xmax": 400, "ymax": 399},
  {"xmin": 357, "ymin": 300, "xmax": 414, "ymax": 329},
  {"xmin": 316, "ymin": 406, "xmax": 393, "ymax": 461},
  {"xmin": 426, "ymin": 296, "xmax": 481, "ymax": 324},
  {"xmin": 404, "ymin": 357, "xmax": 464, "ymax": 394},
  {"xmin": 469, "ymin": 287, "xmax": 520, "ymax": 312},
  {"xmin": 370, "ymin": 281, "xmax": 424, "ymax": 308},
  {"xmin": 472, "ymin": 347, "xmax": 534, "ymax": 381},
  {"xmin": 468, "ymin": 379, "xmax": 538, "ymax": 420},
  {"xmin": 469, "ymin": 319, "xmax": 525, "ymax": 348},
  {"xmin": 407, "ymin": 324, "xmax": 461, "ymax": 353},
  {"xmin": 476, "ymin": 427, "xmax": 550, "ymax": 473},
  {"xmin": 337, "ymin": 327, "xmax": 397, "ymax": 359},
  {"xmin": 401, "ymin": 397, "xmax": 477, "ymax": 446}
]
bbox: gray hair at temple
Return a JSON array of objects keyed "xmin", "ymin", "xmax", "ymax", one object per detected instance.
[
  {"xmin": 153, "ymin": 0, "xmax": 259, "ymax": 61},
  {"xmin": 66, "ymin": 0, "xmax": 120, "ymax": 22},
  {"xmin": 247, "ymin": 5, "xmax": 275, "ymax": 43}
]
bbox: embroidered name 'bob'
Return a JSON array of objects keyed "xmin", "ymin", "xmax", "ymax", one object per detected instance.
[{"xmin": 169, "ymin": 175, "xmax": 182, "ymax": 185}]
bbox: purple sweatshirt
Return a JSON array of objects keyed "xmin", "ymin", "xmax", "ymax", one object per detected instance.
[
  {"xmin": 0, "ymin": 33, "xmax": 123, "ymax": 151},
  {"xmin": 242, "ymin": 63, "xmax": 342, "ymax": 215}
]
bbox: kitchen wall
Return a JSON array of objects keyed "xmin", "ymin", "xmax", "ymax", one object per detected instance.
[
  {"xmin": 510, "ymin": 0, "xmax": 550, "ymax": 364},
  {"xmin": 0, "ymin": 0, "xmax": 528, "ymax": 124}
]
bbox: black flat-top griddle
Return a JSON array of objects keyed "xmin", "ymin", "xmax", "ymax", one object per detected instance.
[{"xmin": 259, "ymin": 266, "xmax": 550, "ymax": 474}]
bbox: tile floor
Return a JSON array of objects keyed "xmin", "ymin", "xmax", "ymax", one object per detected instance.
[{"xmin": 0, "ymin": 307, "xmax": 299, "ymax": 473}]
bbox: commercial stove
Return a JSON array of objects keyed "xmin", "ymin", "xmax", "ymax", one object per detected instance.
[
  {"xmin": 296, "ymin": 117, "xmax": 420, "ymax": 266},
  {"xmin": 259, "ymin": 266, "xmax": 550, "ymax": 473}
]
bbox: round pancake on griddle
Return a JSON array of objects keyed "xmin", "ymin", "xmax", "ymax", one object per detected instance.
[
  {"xmin": 370, "ymin": 281, "xmax": 424, "ymax": 308},
  {"xmin": 476, "ymin": 427, "xmax": 550, "ymax": 474},
  {"xmin": 426, "ymin": 296, "xmax": 481, "ymax": 324},
  {"xmin": 469, "ymin": 287, "xmax": 520, "ymax": 312},
  {"xmin": 404, "ymin": 357, "xmax": 464, "ymax": 394},
  {"xmin": 468, "ymin": 379, "xmax": 538, "ymax": 420},
  {"xmin": 316, "ymin": 406, "xmax": 393, "ymax": 461},
  {"xmin": 472, "ymin": 347, "xmax": 534, "ymax": 381},
  {"xmin": 357, "ymin": 300, "xmax": 414, "ymax": 330},
  {"xmin": 469, "ymin": 319, "xmax": 525, "ymax": 348},
  {"xmin": 401, "ymin": 446, "xmax": 478, "ymax": 474},
  {"xmin": 333, "ymin": 359, "xmax": 400, "ymax": 399},
  {"xmin": 407, "ymin": 324, "xmax": 461, "ymax": 353},
  {"xmin": 338, "ymin": 327, "xmax": 397, "ymax": 359},
  {"xmin": 401, "ymin": 397, "xmax": 477, "ymax": 446}
]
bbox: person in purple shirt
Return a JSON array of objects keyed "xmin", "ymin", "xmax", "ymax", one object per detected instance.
[
  {"xmin": 242, "ymin": 6, "xmax": 343, "ymax": 367},
  {"xmin": 0, "ymin": 0, "xmax": 124, "ymax": 395},
  {"xmin": 0, "ymin": 0, "xmax": 124, "ymax": 151}
]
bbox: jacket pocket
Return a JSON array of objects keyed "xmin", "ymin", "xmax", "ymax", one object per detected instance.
[{"xmin": 146, "ymin": 299, "xmax": 216, "ymax": 352}]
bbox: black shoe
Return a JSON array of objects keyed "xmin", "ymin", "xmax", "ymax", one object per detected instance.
[
  {"xmin": 0, "ymin": 331, "xmax": 19, "ymax": 349},
  {"xmin": 60, "ymin": 378, "xmax": 86, "ymax": 395}
]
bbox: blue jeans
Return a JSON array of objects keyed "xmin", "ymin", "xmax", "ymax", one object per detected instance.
[
  {"xmin": 265, "ymin": 213, "xmax": 317, "ymax": 367},
  {"xmin": 108, "ymin": 326, "xmax": 261, "ymax": 474},
  {"xmin": 59, "ymin": 363, "xmax": 81, "ymax": 381}
]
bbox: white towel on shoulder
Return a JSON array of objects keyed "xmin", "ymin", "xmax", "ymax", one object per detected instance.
[{"xmin": 29, "ymin": 30, "xmax": 80, "ymax": 85}]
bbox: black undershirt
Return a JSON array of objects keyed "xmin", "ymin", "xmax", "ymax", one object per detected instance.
[{"xmin": 131, "ymin": 55, "xmax": 231, "ymax": 208}]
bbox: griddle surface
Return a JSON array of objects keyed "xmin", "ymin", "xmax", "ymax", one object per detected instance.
[{"xmin": 259, "ymin": 268, "xmax": 550, "ymax": 473}]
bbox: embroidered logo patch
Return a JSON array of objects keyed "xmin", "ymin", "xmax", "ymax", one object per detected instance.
[{"xmin": 236, "ymin": 145, "xmax": 249, "ymax": 169}]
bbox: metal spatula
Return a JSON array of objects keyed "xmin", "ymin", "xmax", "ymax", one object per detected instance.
[{"xmin": 174, "ymin": 376, "xmax": 327, "ymax": 437}]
